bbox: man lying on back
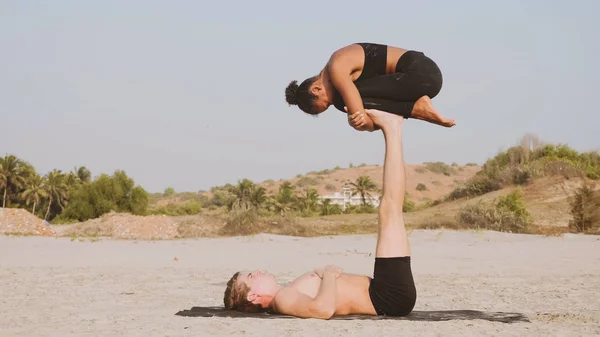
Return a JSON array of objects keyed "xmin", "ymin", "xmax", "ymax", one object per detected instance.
[{"xmin": 223, "ymin": 109, "xmax": 416, "ymax": 319}]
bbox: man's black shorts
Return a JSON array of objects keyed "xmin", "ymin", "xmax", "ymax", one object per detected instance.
[{"xmin": 368, "ymin": 256, "xmax": 417, "ymax": 316}]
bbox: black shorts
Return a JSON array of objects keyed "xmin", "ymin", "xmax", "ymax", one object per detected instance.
[{"xmin": 368, "ymin": 257, "xmax": 417, "ymax": 316}]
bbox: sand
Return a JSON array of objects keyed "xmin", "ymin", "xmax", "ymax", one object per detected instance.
[{"xmin": 1, "ymin": 230, "xmax": 599, "ymax": 336}]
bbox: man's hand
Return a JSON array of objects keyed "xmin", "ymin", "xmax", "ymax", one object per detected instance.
[
  {"xmin": 344, "ymin": 107, "xmax": 375, "ymax": 131},
  {"xmin": 314, "ymin": 265, "xmax": 343, "ymax": 279}
]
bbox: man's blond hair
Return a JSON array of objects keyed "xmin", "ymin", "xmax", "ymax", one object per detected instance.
[{"xmin": 223, "ymin": 272, "xmax": 268, "ymax": 313}]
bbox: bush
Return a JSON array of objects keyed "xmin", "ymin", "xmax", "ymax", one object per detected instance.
[
  {"xmin": 456, "ymin": 189, "xmax": 532, "ymax": 233},
  {"xmin": 447, "ymin": 139, "xmax": 600, "ymax": 201},
  {"xmin": 149, "ymin": 200, "xmax": 203, "ymax": 216},
  {"xmin": 416, "ymin": 183, "xmax": 427, "ymax": 191},
  {"xmin": 357, "ymin": 204, "xmax": 378, "ymax": 214},
  {"xmin": 424, "ymin": 162, "xmax": 456, "ymax": 176},
  {"xmin": 569, "ymin": 183, "xmax": 600, "ymax": 233},
  {"xmin": 343, "ymin": 204, "xmax": 377, "ymax": 214},
  {"xmin": 496, "ymin": 188, "xmax": 531, "ymax": 223},
  {"xmin": 219, "ymin": 209, "xmax": 263, "ymax": 236},
  {"xmin": 58, "ymin": 171, "xmax": 148, "ymax": 222},
  {"xmin": 320, "ymin": 203, "xmax": 343, "ymax": 216},
  {"xmin": 447, "ymin": 175, "xmax": 500, "ymax": 200},
  {"xmin": 403, "ymin": 195, "xmax": 415, "ymax": 212}
]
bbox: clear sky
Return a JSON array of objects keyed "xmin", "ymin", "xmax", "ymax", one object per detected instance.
[{"xmin": 1, "ymin": 0, "xmax": 598, "ymax": 193}]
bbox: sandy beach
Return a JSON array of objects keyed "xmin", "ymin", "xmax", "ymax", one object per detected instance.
[{"xmin": 1, "ymin": 230, "xmax": 599, "ymax": 336}]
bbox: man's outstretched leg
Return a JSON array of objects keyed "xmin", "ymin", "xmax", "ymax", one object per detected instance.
[
  {"xmin": 366, "ymin": 109, "xmax": 416, "ymax": 316},
  {"xmin": 371, "ymin": 110, "xmax": 410, "ymax": 257}
]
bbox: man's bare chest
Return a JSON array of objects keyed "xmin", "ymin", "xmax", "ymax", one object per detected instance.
[{"xmin": 286, "ymin": 272, "xmax": 322, "ymax": 298}]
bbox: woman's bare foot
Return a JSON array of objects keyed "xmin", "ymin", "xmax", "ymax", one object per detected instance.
[{"xmin": 411, "ymin": 96, "xmax": 456, "ymax": 127}]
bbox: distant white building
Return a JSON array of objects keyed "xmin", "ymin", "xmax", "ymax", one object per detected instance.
[{"xmin": 318, "ymin": 184, "xmax": 380, "ymax": 210}]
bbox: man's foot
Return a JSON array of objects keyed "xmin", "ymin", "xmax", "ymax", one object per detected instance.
[
  {"xmin": 365, "ymin": 108, "xmax": 404, "ymax": 130},
  {"xmin": 411, "ymin": 96, "xmax": 456, "ymax": 128}
]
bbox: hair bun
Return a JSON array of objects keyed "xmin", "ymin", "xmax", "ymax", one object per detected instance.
[{"xmin": 285, "ymin": 80, "xmax": 299, "ymax": 105}]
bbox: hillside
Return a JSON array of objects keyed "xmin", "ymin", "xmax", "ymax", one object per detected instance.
[
  {"xmin": 152, "ymin": 162, "xmax": 482, "ymax": 208},
  {"xmin": 290, "ymin": 175, "xmax": 600, "ymax": 233}
]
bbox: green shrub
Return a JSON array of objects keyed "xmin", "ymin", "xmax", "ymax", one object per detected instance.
[
  {"xmin": 416, "ymin": 183, "xmax": 427, "ymax": 191},
  {"xmin": 424, "ymin": 162, "xmax": 456, "ymax": 176},
  {"xmin": 447, "ymin": 140, "xmax": 600, "ymax": 201},
  {"xmin": 149, "ymin": 200, "xmax": 203, "ymax": 216},
  {"xmin": 456, "ymin": 189, "xmax": 532, "ymax": 233},
  {"xmin": 496, "ymin": 188, "xmax": 531, "ymax": 222},
  {"xmin": 357, "ymin": 204, "xmax": 378, "ymax": 214},
  {"xmin": 403, "ymin": 195, "xmax": 415, "ymax": 212},
  {"xmin": 447, "ymin": 175, "xmax": 500, "ymax": 200},
  {"xmin": 58, "ymin": 171, "xmax": 148, "ymax": 222}
]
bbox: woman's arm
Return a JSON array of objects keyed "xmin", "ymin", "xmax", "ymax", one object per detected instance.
[{"xmin": 326, "ymin": 48, "xmax": 375, "ymax": 131}]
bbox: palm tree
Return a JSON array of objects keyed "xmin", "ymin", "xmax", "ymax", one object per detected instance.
[
  {"xmin": 319, "ymin": 198, "xmax": 333, "ymax": 216},
  {"xmin": 21, "ymin": 175, "xmax": 48, "ymax": 216},
  {"xmin": 349, "ymin": 176, "xmax": 379, "ymax": 206},
  {"xmin": 298, "ymin": 188, "xmax": 320, "ymax": 213},
  {"xmin": 229, "ymin": 179, "xmax": 255, "ymax": 210},
  {"xmin": 319, "ymin": 198, "xmax": 342, "ymax": 216},
  {"xmin": 75, "ymin": 166, "xmax": 92, "ymax": 184},
  {"xmin": 277, "ymin": 182, "xmax": 295, "ymax": 204},
  {"xmin": 250, "ymin": 186, "xmax": 267, "ymax": 209},
  {"xmin": 65, "ymin": 172, "xmax": 80, "ymax": 188},
  {"xmin": 272, "ymin": 182, "xmax": 296, "ymax": 215},
  {"xmin": 0, "ymin": 155, "xmax": 26, "ymax": 208},
  {"xmin": 43, "ymin": 170, "xmax": 69, "ymax": 220}
]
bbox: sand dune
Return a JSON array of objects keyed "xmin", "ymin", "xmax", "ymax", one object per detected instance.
[{"xmin": 1, "ymin": 231, "xmax": 599, "ymax": 336}]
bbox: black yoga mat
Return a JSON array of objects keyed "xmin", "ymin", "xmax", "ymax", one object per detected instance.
[{"xmin": 175, "ymin": 306, "xmax": 530, "ymax": 323}]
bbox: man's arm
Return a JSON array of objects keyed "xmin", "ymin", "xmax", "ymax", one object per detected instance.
[{"xmin": 272, "ymin": 271, "xmax": 338, "ymax": 319}]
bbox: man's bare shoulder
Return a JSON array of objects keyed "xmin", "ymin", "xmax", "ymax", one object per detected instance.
[{"xmin": 272, "ymin": 285, "xmax": 304, "ymax": 307}]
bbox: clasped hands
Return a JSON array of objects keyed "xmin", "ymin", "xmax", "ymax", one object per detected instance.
[
  {"xmin": 313, "ymin": 265, "xmax": 343, "ymax": 278},
  {"xmin": 344, "ymin": 107, "xmax": 377, "ymax": 131}
]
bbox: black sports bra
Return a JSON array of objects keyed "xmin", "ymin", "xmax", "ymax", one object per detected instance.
[
  {"xmin": 355, "ymin": 42, "xmax": 388, "ymax": 80},
  {"xmin": 332, "ymin": 42, "xmax": 388, "ymax": 112}
]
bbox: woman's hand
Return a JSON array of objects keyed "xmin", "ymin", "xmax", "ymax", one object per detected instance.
[{"xmin": 345, "ymin": 107, "xmax": 375, "ymax": 131}]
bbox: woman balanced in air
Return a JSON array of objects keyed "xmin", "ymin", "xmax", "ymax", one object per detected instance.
[{"xmin": 285, "ymin": 42, "xmax": 456, "ymax": 131}]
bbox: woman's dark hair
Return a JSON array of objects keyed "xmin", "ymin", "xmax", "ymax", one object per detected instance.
[{"xmin": 285, "ymin": 76, "xmax": 320, "ymax": 115}]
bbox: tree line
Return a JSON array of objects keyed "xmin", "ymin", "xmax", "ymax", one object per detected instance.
[
  {"xmin": 202, "ymin": 176, "xmax": 384, "ymax": 217},
  {"xmin": 1, "ymin": 153, "xmax": 389, "ymax": 223},
  {"xmin": 0, "ymin": 154, "xmax": 148, "ymax": 223}
]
